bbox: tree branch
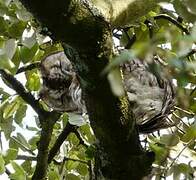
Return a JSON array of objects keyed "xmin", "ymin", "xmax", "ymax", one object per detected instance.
[
  {"xmin": 48, "ymin": 122, "xmax": 76, "ymax": 164},
  {"xmin": 16, "ymin": 62, "xmax": 40, "ymax": 74},
  {"xmin": 32, "ymin": 118, "xmax": 58, "ymax": 180},
  {"xmin": 154, "ymin": 14, "xmax": 190, "ymax": 35},
  {"xmin": 63, "ymin": 156, "xmax": 88, "ymax": 165},
  {"xmin": 11, "ymin": 136, "xmax": 36, "ymax": 155},
  {"xmin": 16, "ymin": 155, "xmax": 37, "ymax": 161},
  {"xmin": 0, "ymin": 69, "xmax": 61, "ymax": 180}
]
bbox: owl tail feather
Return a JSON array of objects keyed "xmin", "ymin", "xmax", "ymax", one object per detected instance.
[{"xmin": 137, "ymin": 115, "xmax": 175, "ymax": 133}]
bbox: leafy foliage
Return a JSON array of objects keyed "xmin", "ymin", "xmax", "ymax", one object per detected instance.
[{"xmin": 0, "ymin": 0, "xmax": 195, "ymax": 179}]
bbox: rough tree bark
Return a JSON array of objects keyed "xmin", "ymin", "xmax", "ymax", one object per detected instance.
[{"xmin": 18, "ymin": 0, "xmax": 157, "ymax": 179}]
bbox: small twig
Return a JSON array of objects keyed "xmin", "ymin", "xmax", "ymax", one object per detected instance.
[
  {"xmin": 174, "ymin": 106, "xmax": 195, "ymax": 116},
  {"xmin": 154, "ymin": 14, "xmax": 190, "ymax": 35},
  {"xmin": 16, "ymin": 62, "xmax": 40, "ymax": 74},
  {"xmin": 48, "ymin": 122, "xmax": 76, "ymax": 164},
  {"xmin": 190, "ymin": 87, "xmax": 196, "ymax": 96},
  {"xmin": 63, "ymin": 156, "xmax": 88, "ymax": 165},
  {"xmin": 16, "ymin": 155, "xmax": 37, "ymax": 161},
  {"xmin": 168, "ymin": 115, "xmax": 186, "ymax": 134},
  {"xmin": 168, "ymin": 140, "xmax": 194, "ymax": 170}
]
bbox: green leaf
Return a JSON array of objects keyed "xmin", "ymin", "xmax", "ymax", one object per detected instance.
[
  {"xmin": 16, "ymin": 132, "xmax": 31, "ymax": 150},
  {"xmin": 4, "ymin": 148, "xmax": 18, "ymax": 164},
  {"xmin": 3, "ymin": 98, "xmax": 20, "ymax": 119},
  {"xmin": 19, "ymin": 43, "xmax": 38, "ymax": 64},
  {"xmin": 66, "ymin": 154, "xmax": 80, "ymax": 170},
  {"xmin": 173, "ymin": 0, "xmax": 196, "ymax": 23},
  {"xmin": 0, "ymin": 154, "xmax": 5, "ymax": 174},
  {"xmin": 8, "ymin": 21, "xmax": 27, "ymax": 39},
  {"xmin": 67, "ymin": 133, "xmax": 79, "ymax": 146},
  {"xmin": 48, "ymin": 170, "xmax": 60, "ymax": 180},
  {"xmin": 11, "ymin": 47, "xmax": 20, "ymax": 71},
  {"xmin": 85, "ymin": 145, "xmax": 96, "ymax": 160},
  {"xmin": 28, "ymin": 135, "xmax": 39, "ymax": 151},
  {"xmin": 0, "ymin": 54, "xmax": 15, "ymax": 72},
  {"xmin": 10, "ymin": 161, "xmax": 26, "ymax": 180},
  {"xmin": 14, "ymin": 104, "xmax": 27, "ymax": 124},
  {"xmin": 177, "ymin": 163, "xmax": 191, "ymax": 174},
  {"xmin": 26, "ymin": 126, "xmax": 39, "ymax": 132},
  {"xmin": 79, "ymin": 124, "xmax": 95, "ymax": 144},
  {"xmin": 181, "ymin": 124, "xmax": 196, "ymax": 142},
  {"xmin": 160, "ymin": 134, "xmax": 180, "ymax": 146},
  {"xmin": 5, "ymin": 39, "xmax": 16, "ymax": 59},
  {"xmin": 66, "ymin": 173, "xmax": 80, "ymax": 180},
  {"xmin": 148, "ymin": 11, "xmax": 157, "ymax": 17},
  {"xmin": 107, "ymin": 67, "xmax": 125, "ymax": 97},
  {"xmin": 60, "ymin": 113, "xmax": 68, "ymax": 128},
  {"xmin": 22, "ymin": 28, "xmax": 36, "ymax": 49},
  {"xmin": 26, "ymin": 72, "xmax": 40, "ymax": 91},
  {"xmin": 0, "ymin": 87, "xmax": 10, "ymax": 101},
  {"xmin": 102, "ymin": 49, "xmax": 135, "ymax": 74},
  {"xmin": 16, "ymin": 9, "xmax": 31, "ymax": 22},
  {"xmin": 21, "ymin": 160, "xmax": 33, "ymax": 175},
  {"xmin": 141, "ymin": 22, "xmax": 147, "ymax": 31},
  {"xmin": 3, "ymin": 0, "xmax": 12, "ymax": 6},
  {"xmin": 0, "ymin": 17, "xmax": 8, "ymax": 34},
  {"xmin": 184, "ymin": 0, "xmax": 196, "ymax": 15},
  {"xmin": 9, "ymin": 137, "xmax": 19, "ymax": 150},
  {"xmin": 149, "ymin": 143, "xmax": 168, "ymax": 164},
  {"xmin": 0, "ymin": 117, "xmax": 14, "ymax": 140},
  {"xmin": 76, "ymin": 163, "xmax": 88, "ymax": 176}
]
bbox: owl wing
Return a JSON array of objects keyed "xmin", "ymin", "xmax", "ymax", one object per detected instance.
[{"xmin": 121, "ymin": 58, "xmax": 175, "ymax": 133}]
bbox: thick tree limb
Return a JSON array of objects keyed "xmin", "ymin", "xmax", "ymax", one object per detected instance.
[{"xmin": 32, "ymin": 118, "xmax": 56, "ymax": 180}]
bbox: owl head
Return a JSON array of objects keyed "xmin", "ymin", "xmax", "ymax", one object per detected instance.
[{"xmin": 40, "ymin": 51, "xmax": 75, "ymax": 89}]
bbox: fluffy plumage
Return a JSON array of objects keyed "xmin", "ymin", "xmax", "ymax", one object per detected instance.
[{"xmin": 39, "ymin": 51, "xmax": 175, "ymax": 133}]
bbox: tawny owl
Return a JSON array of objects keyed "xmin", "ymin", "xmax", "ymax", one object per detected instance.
[
  {"xmin": 39, "ymin": 51, "xmax": 85, "ymax": 114},
  {"xmin": 39, "ymin": 51, "xmax": 174, "ymax": 133}
]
